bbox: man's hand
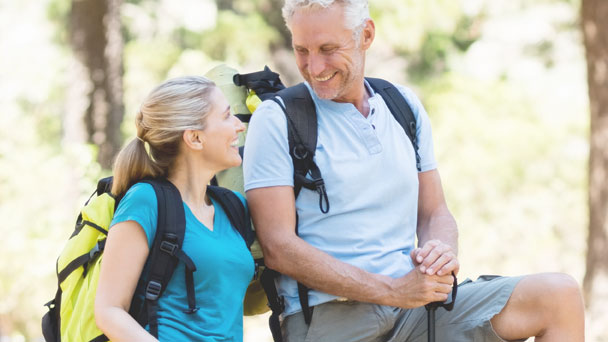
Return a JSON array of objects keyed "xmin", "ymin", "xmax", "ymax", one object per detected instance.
[
  {"xmin": 388, "ymin": 268, "xmax": 454, "ymax": 308},
  {"xmin": 410, "ymin": 239, "xmax": 459, "ymax": 277}
]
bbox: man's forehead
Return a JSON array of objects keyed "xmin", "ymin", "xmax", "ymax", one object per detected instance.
[{"xmin": 291, "ymin": 29, "xmax": 353, "ymax": 49}]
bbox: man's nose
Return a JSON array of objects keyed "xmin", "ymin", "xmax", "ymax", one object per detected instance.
[{"xmin": 308, "ymin": 53, "xmax": 326, "ymax": 77}]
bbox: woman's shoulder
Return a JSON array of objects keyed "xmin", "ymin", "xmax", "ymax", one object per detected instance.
[
  {"xmin": 116, "ymin": 182, "xmax": 158, "ymax": 213},
  {"xmin": 111, "ymin": 181, "xmax": 159, "ymax": 246},
  {"xmin": 123, "ymin": 181, "xmax": 156, "ymax": 198}
]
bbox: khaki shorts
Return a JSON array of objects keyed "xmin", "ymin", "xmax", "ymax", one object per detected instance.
[{"xmin": 282, "ymin": 275, "xmax": 523, "ymax": 342}]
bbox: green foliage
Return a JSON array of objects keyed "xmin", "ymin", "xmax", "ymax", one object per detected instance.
[
  {"xmin": 407, "ymin": 31, "xmax": 453, "ymax": 80},
  {"xmin": 372, "ymin": 0, "xmax": 465, "ymax": 52},
  {"xmin": 371, "ymin": 1, "xmax": 484, "ymax": 81},
  {"xmin": 46, "ymin": 0, "xmax": 71, "ymax": 44},
  {"xmin": 200, "ymin": 10, "xmax": 281, "ymax": 67}
]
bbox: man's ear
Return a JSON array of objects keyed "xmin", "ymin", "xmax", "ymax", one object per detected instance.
[
  {"xmin": 183, "ymin": 129, "xmax": 204, "ymax": 150},
  {"xmin": 360, "ymin": 18, "xmax": 375, "ymax": 50}
]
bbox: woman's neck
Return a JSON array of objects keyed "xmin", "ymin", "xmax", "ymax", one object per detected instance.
[{"xmin": 167, "ymin": 154, "xmax": 215, "ymax": 208}]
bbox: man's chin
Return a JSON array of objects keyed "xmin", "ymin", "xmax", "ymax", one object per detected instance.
[{"xmin": 311, "ymin": 86, "xmax": 339, "ymax": 100}]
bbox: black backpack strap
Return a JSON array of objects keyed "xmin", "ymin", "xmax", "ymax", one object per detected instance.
[
  {"xmin": 131, "ymin": 179, "xmax": 199, "ymax": 338},
  {"xmin": 260, "ymin": 268, "xmax": 284, "ymax": 342},
  {"xmin": 297, "ymin": 282, "xmax": 313, "ymax": 324},
  {"xmin": 206, "ymin": 185, "xmax": 254, "ymax": 248},
  {"xmin": 273, "ymin": 83, "xmax": 329, "ymax": 214},
  {"xmin": 209, "ymin": 176, "xmax": 219, "ymax": 186},
  {"xmin": 366, "ymin": 77, "xmax": 422, "ymax": 172},
  {"xmin": 271, "ymin": 84, "xmax": 327, "ymax": 328}
]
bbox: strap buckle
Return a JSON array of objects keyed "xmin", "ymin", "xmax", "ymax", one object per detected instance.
[
  {"xmin": 183, "ymin": 307, "xmax": 200, "ymax": 314},
  {"xmin": 160, "ymin": 241, "xmax": 177, "ymax": 255},
  {"xmin": 145, "ymin": 281, "xmax": 162, "ymax": 301},
  {"xmin": 89, "ymin": 241, "xmax": 103, "ymax": 259},
  {"xmin": 312, "ymin": 178, "xmax": 329, "ymax": 214}
]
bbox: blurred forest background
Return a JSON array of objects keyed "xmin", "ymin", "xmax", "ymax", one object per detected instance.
[{"xmin": 1, "ymin": 0, "xmax": 607, "ymax": 340}]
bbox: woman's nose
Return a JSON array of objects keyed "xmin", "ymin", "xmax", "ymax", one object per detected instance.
[{"xmin": 234, "ymin": 115, "xmax": 246, "ymax": 133}]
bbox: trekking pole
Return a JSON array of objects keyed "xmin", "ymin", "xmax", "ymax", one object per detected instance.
[
  {"xmin": 426, "ymin": 304, "xmax": 437, "ymax": 342},
  {"xmin": 425, "ymin": 272, "xmax": 458, "ymax": 342}
]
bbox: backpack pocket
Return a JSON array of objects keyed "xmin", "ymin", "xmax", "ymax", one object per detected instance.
[{"xmin": 41, "ymin": 299, "xmax": 59, "ymax": 342}]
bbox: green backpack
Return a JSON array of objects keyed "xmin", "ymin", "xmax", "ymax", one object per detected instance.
[{"xmin": 41, "ymin": 177, "xmax": 255, "ymax": 341}]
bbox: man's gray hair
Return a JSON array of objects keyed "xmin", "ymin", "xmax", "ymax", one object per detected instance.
[{"xmin": 282, "ymin": 0, "xmax": 370, "ymax": 39}]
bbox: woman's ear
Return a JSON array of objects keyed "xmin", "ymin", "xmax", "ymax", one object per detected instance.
[{"xmin": 183, "ymin": 129, "xmax": 205, "ymax": 150}]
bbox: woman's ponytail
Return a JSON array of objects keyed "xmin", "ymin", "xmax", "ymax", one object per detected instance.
[{"xmin": 111, "ymin": 136, "xmax": 163, "ymax": 196}]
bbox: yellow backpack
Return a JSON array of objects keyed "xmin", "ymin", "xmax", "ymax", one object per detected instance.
[
  {"xmin": 41, "ymin": 178, "xmax": 117, "ymax": 341},
  {"xmin": 42, "ymin": 178, "xmax": 255, "ymax": 341}
]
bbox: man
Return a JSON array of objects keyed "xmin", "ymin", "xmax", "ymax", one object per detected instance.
[{"xmin": 243, "ymin": 1, "xmax": 585, "ymax": 341}]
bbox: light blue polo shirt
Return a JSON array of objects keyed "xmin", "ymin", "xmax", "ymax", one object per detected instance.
[{"xmin": 243, "ymin": 81, "xmax": 437, "ymax": 315}]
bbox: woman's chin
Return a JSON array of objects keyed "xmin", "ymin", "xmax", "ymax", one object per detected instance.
[{"xmin": 227, "ymin": 156, "xmax": 243, "ymax": 169}]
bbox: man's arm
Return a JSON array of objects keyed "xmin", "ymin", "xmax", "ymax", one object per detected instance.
[
  {"xmin": 247, "ymin": 185, "xmax": 454, "ymax": 308},
  {"xmin": 413, "ymin": 169, "xmax": 459, "ymax": 277}
]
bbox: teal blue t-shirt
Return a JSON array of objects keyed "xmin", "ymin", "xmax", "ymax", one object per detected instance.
[{"xmin": 110, "ymin": 182, "xmax": 254, "ymax": 341}]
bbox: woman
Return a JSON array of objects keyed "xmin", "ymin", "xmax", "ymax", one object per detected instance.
[{"xmin": 94, "ymin": 76, "xmax": 251, "ymax": 341}]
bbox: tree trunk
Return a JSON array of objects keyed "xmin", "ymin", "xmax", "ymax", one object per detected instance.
[
  {"xmin": 69, "ymin": 0, "xmax": 124, "ymax": 169},
  {"xmin": 582, "ymin": 0, "xmax": 608, "ymax": 334}
]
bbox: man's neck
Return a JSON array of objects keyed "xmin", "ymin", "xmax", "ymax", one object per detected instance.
[
  {"xmin": 333, "ymin": 79, "xmax": 372, "ymax": 118},
  {"xmin": 351, "ymin": 81, "xmax": 372, "ymax": 118}
]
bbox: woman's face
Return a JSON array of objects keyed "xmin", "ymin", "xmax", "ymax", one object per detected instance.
[{"xmin": 200, "ymin": 87, "xmax": 246, "ymax": 171}]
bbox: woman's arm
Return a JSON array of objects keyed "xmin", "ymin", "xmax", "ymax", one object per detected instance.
[{"xmin": 95, "ymin": 220, "xmax": 157, "ymax": 342}]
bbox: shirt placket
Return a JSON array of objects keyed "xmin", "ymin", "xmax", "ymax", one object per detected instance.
[{"xmin": 347, "ymin": 101, "xmax": 382, "ymax": 155}]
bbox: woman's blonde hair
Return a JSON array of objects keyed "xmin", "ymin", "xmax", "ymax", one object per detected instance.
[{"xmin": 111, "ymin": 76, "xmax": 216, "ymax": 195}]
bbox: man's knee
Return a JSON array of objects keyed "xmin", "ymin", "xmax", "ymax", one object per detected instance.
[
  {"xmin": 511, "ymin": 273, "xmax": 585, "ymax": 334},
  {"xmin": 491, "ymin": 273, "xmax": 583, "ymax": 339},
  {"xmin": 544, "ymin": 273, "xmax": 585, "ymax": 321},
  {"xmin": 534, "ymin": 273, "xmax": 583, "ymax": 309}
]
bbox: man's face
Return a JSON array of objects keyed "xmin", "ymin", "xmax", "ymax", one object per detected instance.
[{"xmin": 290, "ymin": 3, "xmax": 371, "ymax": 102}]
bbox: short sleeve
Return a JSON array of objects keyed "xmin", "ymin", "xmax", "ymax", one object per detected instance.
[
  {"xmin": 243, "ymin": 99, "xmax": 295, "ymax": 191},
  {"xmin": 110, "ymin": 182, "xmax": 158, "ymax": 248},
  {"xmin": 395, "ymin": 85, "xmax": 437, "ymax": 172}
]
